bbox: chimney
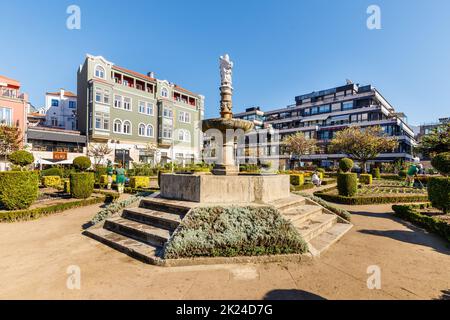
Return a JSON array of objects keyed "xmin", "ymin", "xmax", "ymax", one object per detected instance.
[
  {"xmin": 147, "ymin": 72, "xmax": 155, "ymax": 78},
  {"xmin": 60, "ymin": 88, "xmax": 65, "ymax": 99}
]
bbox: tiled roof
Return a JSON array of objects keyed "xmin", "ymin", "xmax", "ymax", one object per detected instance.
[
  {"xmin": 112, "ymin": 65, "xmax": 156, "ymax": 82},
  {"xmin": 0, "ymin": 75, "xmax": 20, "ymax": 87},
  {"xmin": 46, "ymin": 90, "xmax": 77, "ymax": 98}
]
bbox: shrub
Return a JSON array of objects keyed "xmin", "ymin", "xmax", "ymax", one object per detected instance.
[
  {"xmin": 339, "ymin": 158, "xmax": 354, "ymax": 173},
  {"xmin": 296, "ymin": 192, "xmax": 352, "ymax": 221},
  {"xmin": 316, "ymin": 168, "xmax": 326, "ymax": 174},
  {"xmin": 41, "ymin": 176, "xmax": 62, "ymax": 188},
  {"xmin": 428, "ymin": 177, "xmax": 450, "ymax": 213},
  {"xmin": 290, "ymin": 174, "xmax": 305, "ymax": 186},
  {"xmin": 337, "ymin": 173, "xmax": 358, "ymax": 197},
  {"xmin": 163, "ymin": 205, "xmax": 308, "ymax": 259},
  {"xmin": 41, "ymin": 167, "xmax": 63, "ymax": 177},
  {"xmin": 359, "ymin": 174, "xmax": 373, "ymax": 185},
  {"xmin": 431, "ymin": 152, "xmax": 450, "ymax": 176},
  {"xmin": 94, "ymin": 166, "xmax": 107, "ymax": 183},
  {"xmin": 130, "ymin": 176, "xmax": 150, "ymax": 189},
  {"xmin": 8, "ymin": 150, "xmax": 34, "ymax": 168},
  {"xmin": 380, "ymin": 174, "xmax": 402, "ymax": 181},
  {"xmin": 392, "ymin": 205, "xmax": 450, "ymax": 242},
  {"xmin": 290, "ymin": 183, "xmax": 314, "ymax": 192},
  {"xmin": 73, "ymin": 156, "xmax": 92, "ymax": 172},
  {"xmin": 0, "ymin": 172, "xmax": 39, "ymax": 210},
  {"xmin": 372, "ymin": 168, "xmax": 381, "ymax": 179},
  {"xmin": 399, "ymin": 170, "xmax": 407, "ymax": 178},
  {"xmin": 70, "ymin": 172, "xmax": 94, "ymax": 199},
  {"xmin": 63, "ymin": 179, "xmax": 70, "ymax": 193},
  {"xmin": 315, "ymin": 191, "xmax": 429, "ymax": 205}
]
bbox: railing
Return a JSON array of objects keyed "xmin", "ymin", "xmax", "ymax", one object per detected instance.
[{"xmin": 0, "ymin": 88, "xmax": 24, "ymax": 100}]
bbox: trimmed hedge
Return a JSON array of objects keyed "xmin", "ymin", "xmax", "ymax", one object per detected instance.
[
  {"xmin": 380, "ymin": 174, "xmax": 402, "ymax": 181},
  {"xmin": 399, "ymin": 170, "xmax": 407, "ymax": 178},
  {"xmin": 290, "ymin": 183, "xmax": 314, "ymax": 192},
  {"xmin": 63, "ymin": 179, "xmax": 70, "ymax": 193},
  {"xmin": 0, "ymin": 171, "xmax": 39, "ymax": 210},
  {"xmin": 339, "ymin": 158, "xmax": 354, "ymax": 173},
  {"xmin": 392, "ymin": 205, "xmax": 450, "ymax": 242},
  {"xmin": 290, "ymin": 174, "xmax": 305, "ymax": 186},
  {"xmin": 8, "ymin": 150, "xmax": 34, "ymax": 168},
  {"xmin": 428, "ymin": 177, "xmax": 450, "ymax": 213},
  {"xmin": 163, "ymin": 205, "xmax": 308, "ymax": 259},
  {"xmin": 41, "ymin": 167, "xmax": 63, "ymax": 177},
  {"xmin": 372, "ymin": 168, "xmax": 381, "ymax": 179},
  {"xmin": 0, "ymin": 193, "xmax": 119, "ymax": 222},
  {"xmin": 130, "ymin": 176, "xmax": 150, "ymax": 189},
  {"xmin": 359, "ymin": 174, "xmax": 373, "ymax": 185},
  {"xmin": 315, "ymin": 190, "xmax": 429, "ymax": 205},
  {"xmin": 337, "ymin": 173, "xmax": 358, "ymax": 197},
  {"xmin": 41, "ymin": 176, "xmax": 62, "ymax": 188},
  {"xmin": 70, "ymin": 172, "xmax": 94, "ymax": 199},
  {"xmin": 431, "ymin": 152, "xmax": 450, "ymax": 176},
  {"xmin": 73, "ymin": 156, "xmax": 91, "ymax": 171}
]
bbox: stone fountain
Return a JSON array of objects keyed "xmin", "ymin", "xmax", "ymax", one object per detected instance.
[{"xmin": 159, "ymin": 54, "xmax": 290, "ymax": 203}]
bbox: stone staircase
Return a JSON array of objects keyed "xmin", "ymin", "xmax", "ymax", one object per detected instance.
[
  {"xmin": 85, "ymin": 194, "xmax": 352, "ymax": 264},
  {"xmin": 84, "ymin": 198, "xmax": 192, "ymax": 265},
  {"xmin": 270, "ymin": 195, "xmax": 353, "ymax": 257}
]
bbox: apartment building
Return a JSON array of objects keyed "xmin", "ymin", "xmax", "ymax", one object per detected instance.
[
  {"xmin": 234, "ymin": 82, "xmax": 416, "ymax": 169},
  {"xmin": 40, "ymin": 89, "xmax": 78, "ymax": 130},
  {"xmin": 0, "ymin": 75, "xmax": 28, "ymax": 142},
  {"xmin": 77, "ymin": 54, "xmax": 205, "ymax": 168}
]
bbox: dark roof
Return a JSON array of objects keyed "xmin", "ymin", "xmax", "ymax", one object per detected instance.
[{"xmin": 27, "ymin": 128, "xmax": 86, "ymax": 144}]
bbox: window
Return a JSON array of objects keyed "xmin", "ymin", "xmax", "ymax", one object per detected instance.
[
  {"xmin": 139, "ymin": 101, "xmax": 146, "ymax": 114},
  {"xmin": 69, "ymin": 101, "xmax": 76, "ymax": 108},
  {"xmin": 163, "ymin": 107, "xmax": 173, "ymax": 118},
  {"xmin": 162, "ymin": 125, "xmax": 172, "ymax": 139},
  {"xmin": 51, "ymin": 99, "xmax": 59, "ymax": 107},
  {"xmin": 123, "ymin": 121, "xmax": 131, "ymax": 134},
  {"xmin": 95, "ymin": 89, "xmax": 102, "ymax": 103},
  {"xmin": 319, "ymin": 105, "xmax": 331, "ymax": 113},
  {"xmin": 138, "ymin": 123, "xmax": 146, "ymax": 136},
  {"xmin": 178, "ymin": 111, "xmax": 191, "ymax": 123},
  {"xmin": 113, "ymin": 119, "xmax": 122, "ymax": 133},
  {"xmin": 178, "ymin": 129, "xmax": 191, "ymax": 142},
  {"xmin": 95, "ymin": 112, "xmax": 109, "ymax": 130},
  {"xmin": 104, "ymin": 90, "xmax": 110, "ymax": 104},
  {"xmin": 161, "ymin": 88, "xmax": 168, "ymax": 98},
  {"xmin": 146, "ymin": 124, "xmax": 154, "ymax": 137},
  {"xmin": 146, "ymin": 103, "xmax": 154, "ymax": 115},
  {"xmin": 114, "ymin": 95, "xmax": 122, "ymax": 108},
  {"xmin": 95, "ymin": 65, "xmax": 105, "ymax": 79},
  {"xmin": 123, "ymin": 97, "xmax": 131, "ymax": 110},
  {"xmin": 342, "ymin": 101, "xmax": 353, "ymax": 111},
  {"xmin": 0, "ymin": 107, "xmax": 12, "ymax": 125},
  {"xmin": 51, "ymin": 117, "xmax": 58, "ymax": 127}
]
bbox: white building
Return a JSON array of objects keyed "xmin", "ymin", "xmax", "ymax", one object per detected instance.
[{"xmin": 42, "ymin": 89, "xmax": 78, "ymax": 131}]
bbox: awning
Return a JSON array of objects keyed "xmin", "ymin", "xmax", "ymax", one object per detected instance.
[
  {"xmin": 301, "ymin": 114, "xmax": 329, "ymax": 122},
  {"xmin": 35, "ymin": 158, "xmax": 73, "ymax": 165}
]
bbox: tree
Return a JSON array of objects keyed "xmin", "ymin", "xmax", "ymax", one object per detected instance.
[
  {"xmin": 144, "ymin": 142, "xmax": 160, "ymax": 165},
  {"xmin": 282, "ymin": 132, "xmax": 317, "ymax": 166},
  {"xmin": 417, "ymin": 122, "xmax": 450, "ymax": 158},
  {"xmin": 0, "ymin": 126, "xmax": 22, "ymax": 162},
  {"xmin": 330, "ymin": 126, "xmax": 398, "ymax": 173},
  {"xmin": 88, "ymin": 144, "xmax": 113, "ymax": 168}
]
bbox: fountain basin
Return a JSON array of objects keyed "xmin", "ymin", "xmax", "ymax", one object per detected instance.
[{"xmin": 202, "ymin": 118, "xmax": 254, "ymax": 133}]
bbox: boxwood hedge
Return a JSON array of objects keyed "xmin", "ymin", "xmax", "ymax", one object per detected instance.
[{"xmin": 0, "ymin": 171, "xmax": 39, "ymax": 210}]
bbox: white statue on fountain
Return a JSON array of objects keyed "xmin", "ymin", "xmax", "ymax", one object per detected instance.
[{"xmin": 220, "ymin": 54, "xmax": 233, "ymax": 88}]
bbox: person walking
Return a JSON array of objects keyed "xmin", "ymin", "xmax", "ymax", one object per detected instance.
[
  {"xmin": 406, "ymin": 163, "xmax": 419, "ymax": 187},
  {"xmin": 115, "ymin": 163, "xmax": 126, "ymax": 194},
  {"xmin": 106, "ymin": 160, "xmax": 114, "ymax": 190}
]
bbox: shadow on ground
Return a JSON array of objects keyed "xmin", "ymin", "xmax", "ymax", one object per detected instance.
[
  {"xmin": 263, "ymin": 289, "xmax": 326, "ymax": 300},
  {"xmin": 436, "ymin": 290, "xmax": 450, "ymax": 300}
]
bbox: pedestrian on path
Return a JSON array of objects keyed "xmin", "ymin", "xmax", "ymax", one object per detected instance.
[{"xmin": 115, "ymin": 163, "xmax": 126, "ymax": 194}]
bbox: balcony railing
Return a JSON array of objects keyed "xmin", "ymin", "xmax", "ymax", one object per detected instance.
[{"xmin": 0, "ymin": 88, "xmax": 25, "ymax": 100}]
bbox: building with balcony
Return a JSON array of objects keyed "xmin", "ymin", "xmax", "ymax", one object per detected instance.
[
  {"xmin": 234, "ymin": 82, "xmax": 417, "ymax": 169},
  {"xmin": 77, "ymin": 54, "xmax": 204, "ymax": 168},
  {"xmin": 0, "ymin": 75, "xmax": 28, "ymax": 143},
  {"xmin": 40, "ymin": 89, "xmax": 78, "ymax": 130}
]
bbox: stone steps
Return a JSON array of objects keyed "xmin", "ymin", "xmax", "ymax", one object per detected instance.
[
  {"xmin": 84, "ymin": 227, "xmax": 163, "ymax": 265},
  {"xmin": 281, "ymin": 204, "xmax": 323, "ymax": 224},
  {"xmin": 123, "ymin": 207, "xmax": 183, "ymax": 230},
  {"xmin": 294, "ymin": 213, "xmax": 338, "ymax": 243},
  {"xmin": 308, "ymin": 223, "xmax": 353, "ymax": 256},
  {"xmin": 271, "ymin": 195, "xmax": 306, "ymax": 212}
]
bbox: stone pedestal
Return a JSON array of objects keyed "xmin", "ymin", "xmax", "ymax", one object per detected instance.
[{"xmin": 160, "ymin": 173, "xmax": 290, "ymax": 203}]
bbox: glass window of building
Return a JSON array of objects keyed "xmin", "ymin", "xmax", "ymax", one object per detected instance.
[
  {"xmin": 0, "ymin": 107, "xmax": 12, "ymax": 125},
  {"xmin": 161, "ymin": 88, "xmax": 168, "ymax": 98},
  {"xmin": 123, "ymin": 97, "xmax": 131, "ymax": 110},
  {"xmin": 342, "ymin": 101, "xmax": 353, "ymax": 110},
  {"xmin": 69, "ymin": 101, "xmax": 76, "ymax": 108},
  {"xmin": 95, "ymin": 89, "xmax": 102, "ymax": 103},
  {"xmin": 103, "ymin": 91, "xmax": 110, "ymax": 104},
  {"xmin": 51, "ymin": 99, "xmax": 59, "ymax": 107},
  {"xmin": 123, "ymin": 121, "xmax": 131, "ymax": 134},
  {"xmin": 146, "ymin": 103, "xmax": 154, "ymax": 115},
  {"xmin": 95, "ymin": 65, "xmax": 105, "ymax": 79},
  {"xmin": 139, "ymin": 101, "xmax": 146, "ymax": 114},
  {"xmin": 113, "ymin": 119, "xmax": 122, "ymax": 133},
  {"xmin": 139, "ymin": 123, "xmax": 146, "ymax": 136},
  {"xmin": 114, "ymin": 95, "xmax": 122, "ymax": 108}
]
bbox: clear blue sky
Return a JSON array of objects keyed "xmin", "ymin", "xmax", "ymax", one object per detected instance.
[{"xmin": 1, "ymin": 0, "xmax": 449, "ymax": 125}]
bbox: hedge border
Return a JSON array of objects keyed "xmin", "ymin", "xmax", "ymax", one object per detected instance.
[
  {"xmin": 314, "ymin": 187, "xmax": 429, "ymax": 205},
  {"xmin": 392, "ymin": 204, "xmax": 450, "ymax": 242},
  {"xmin": 0, "ymin": 192, "xmax": 119, "ymax": 223}
]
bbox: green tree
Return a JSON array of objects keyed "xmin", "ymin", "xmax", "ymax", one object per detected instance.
[
  {"xmin": 8, "ymin": 150, "xmax": 34, "ymax": 170},
  {"xmin": 330, "ymin": 126, "xmax": 399, "ymax": 173},
  {"xmin": 417, "ymin": 122, "xmax": 450, "ymax": 158}
]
